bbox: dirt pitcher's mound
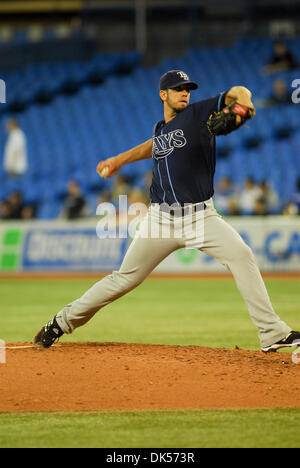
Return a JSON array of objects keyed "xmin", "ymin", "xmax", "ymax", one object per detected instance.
[{"xmin": 1, "ymin": 342, "xmax": 300, "ymax": 412}]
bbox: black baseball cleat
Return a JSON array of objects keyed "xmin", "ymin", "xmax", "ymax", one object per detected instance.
[
  {"xmin": 262, "ymin": 331, "xmax": 300, "ymax": 353},
  {"xmin": 33, "ymin": 316, "xmax": 64, "ymax": 348}
]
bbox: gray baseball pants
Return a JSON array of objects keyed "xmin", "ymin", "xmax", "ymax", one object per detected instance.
[{"xmin": 56, "ymin": 198, "xmax": 290, "ymax": 348}]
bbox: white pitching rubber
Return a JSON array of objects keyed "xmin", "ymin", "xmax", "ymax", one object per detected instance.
[{"xmin": 292, "ymin": 348, "xmax": 300, "ymax": 365}]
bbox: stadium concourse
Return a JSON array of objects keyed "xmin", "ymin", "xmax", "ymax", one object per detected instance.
[{"xmin": 0, "ymin": 37, "xmax": 300, "ymax": 219}]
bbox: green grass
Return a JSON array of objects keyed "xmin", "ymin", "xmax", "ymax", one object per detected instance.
[
  {"xmin": 1, "ymin": 278, "xmax": 300, "ymax": 349},
  {"xmin": 1, "ymin": 277, "xmax": 300, "ymax": 448},
  {"xmin": 0, "ymin": 409, "xmax": 300, "ymax": 448}
]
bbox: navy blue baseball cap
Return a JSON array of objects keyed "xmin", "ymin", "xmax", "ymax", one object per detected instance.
[{"xmin": 159, "ymin": 70, "xmax": 198, "ymax": 91}]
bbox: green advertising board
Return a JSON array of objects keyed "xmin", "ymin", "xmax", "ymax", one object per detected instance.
[{"xmin": 0, "ymin": 227, "xmax": 23, "ymax": 271}]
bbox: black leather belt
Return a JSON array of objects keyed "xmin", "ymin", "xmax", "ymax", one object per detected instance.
[{"xmin": 153, "ymin": 203, "xmax": 207, "ymax": 217}]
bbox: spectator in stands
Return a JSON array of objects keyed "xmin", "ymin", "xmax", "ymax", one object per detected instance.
[
  {"xmin": 60, "ymin": 180, "xmax": 88, "ymax": 220},
  {"xmin": 7, "ymin": 191, "xmax": 24, "ymax": 219},
  {"xmin": 3, "ymin": 118, "xmax": 28, "ymax": 178},
  {"xmin": 263, "ymin": 40, "xmax": 298, "ymax": 75},
  {"xmin": 268, "ymin": 78, "xmax": 292, "ymax": 107},
  {"xmin": 259, "ymin": 180, "xmax": 280, "ymax": 213},
  {"xmin": 253, "ymin": 197, "xmax": 268, "ymax": 216},
  {"xmin": 226, "ymin": 199, "xmax": 241, "ymax": 216},
  {"xmin": 239, "ymin": 177, "xmax": 262, "ymax": 215},
  {"xmin": 214, "ymin": 176, "xmax": 239, "ymax": 215},
  {"xmin": 282, "ymin": 202, "xmax": 298, "ymax": 216},
  {"xmin": 255, "ymin": 78, "xmax": 292, "ymax": 109},
  {"xmin": 21, "ymin": 205, "xmax": 36, "ymax": 220},
  {"xmin": 0, "ymin": 192, "xmax": 37, "ymax": 220},
  {"xmin": 0, "ymin": 200, "xmax": 12, "ymax": 220}
]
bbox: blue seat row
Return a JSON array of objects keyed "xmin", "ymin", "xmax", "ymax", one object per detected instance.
[{"xmin": 0, "ymin": 51, "xmax": 141, "ymax": 113}]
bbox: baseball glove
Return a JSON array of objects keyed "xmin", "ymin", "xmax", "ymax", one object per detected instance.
[{"xmin": 207, "ymin": 102, "xmax": 256, "ymax": 136}]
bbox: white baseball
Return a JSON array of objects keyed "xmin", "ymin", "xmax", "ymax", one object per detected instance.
[{"xmin": 100, "ymin": 167, "xmax": 109, "ymax": 177}]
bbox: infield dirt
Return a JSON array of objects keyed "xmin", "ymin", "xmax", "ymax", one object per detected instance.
[{"xmin": 1, "ymin": 342, "xmax": 300, "ymax": 412}]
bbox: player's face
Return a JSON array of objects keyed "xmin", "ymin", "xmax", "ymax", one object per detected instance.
[{"xmin": 162, "ymin": 85, "xmax": 191, "ymax": 113}]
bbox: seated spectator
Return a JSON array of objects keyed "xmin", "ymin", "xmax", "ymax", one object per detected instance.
[
  {"xmin": 214, "ymin": 176, "xmax": 239, "ymax": 215},
  {"xmin": 60, "ymin": 180, "xmax": 88, "ymax": 220},
  {"xmin": 253, "ymin": 197, "xmax": 268, "ymax": 216},
  {"xmin": 282, "ymin": 202, "xmax": 298, "ymax": 215},
  {"xmin": 259, "ymin": 181, "xmax": 280, "ymax": 213},
  {"xmin": 263, "ymin": 40, "xmax": 298, "ymax": 75},
  {"xmin": 21, "ymin": 205, "xmax": 37, "ymax": 220},
  {"xmin": 0, "ymin": 193, "xmax": 37, "ymax": 220},
  {"xmin": 239, "ymin": 177, "xmax": 262, "ymax": 215},
  {"xmin": 0, "ymin": 200, "xmax": 12, "ymax": 219},
  {"xmin": 266, "ymin": 78, "xmax": 292, "ymax": 107},
  {"xmin": 7, "ymin": 191, "xmax": 24, "ymax": 219},
  {"xmin": 226, "ymin": 199, "xmax": 241, "ymax": 216}
]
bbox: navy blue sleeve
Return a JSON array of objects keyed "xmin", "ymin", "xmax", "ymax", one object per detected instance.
[
  {"xmin": 152, "ymin": 120, "xmax": 164, "ymax": 136},
  {"xmin": 192, "ymin": 92, "xmax": 227, "ymax": 122}
]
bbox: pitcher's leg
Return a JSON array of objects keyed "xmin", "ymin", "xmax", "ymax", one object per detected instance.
[
  {"xmin": 201, "ymin": 214, "xmax": 291, "ymax": 347},
  {"xmin": 57, "ymin": 235, "xmax": 182, "ymax": 334}
]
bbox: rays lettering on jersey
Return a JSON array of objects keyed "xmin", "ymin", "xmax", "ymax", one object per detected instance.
[{"xmin": 153, "ymin": 129, "xmax": 187, "ymax": 159}]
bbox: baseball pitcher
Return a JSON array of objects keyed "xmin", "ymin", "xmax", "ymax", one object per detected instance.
[{"xmin": 34, "ymin": 70, "xmax": 300, "ymax": 353}]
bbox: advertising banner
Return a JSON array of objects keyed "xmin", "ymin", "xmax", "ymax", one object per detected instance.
[
  {"xmin": 0, "ymin": 223, "xmax": 129, "ymax": 272},
  {"xmin": 156, "ymin": 217, "xmax": 300, "ymax": 273},
  {"xmin": 0, "ymin": 217, "xmax": 300, "ymax": 273}
]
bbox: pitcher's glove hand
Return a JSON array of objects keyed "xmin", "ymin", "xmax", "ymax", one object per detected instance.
[{"xmin": 207, "ymin": 102, "xmax": 256, "ymax": 136}]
